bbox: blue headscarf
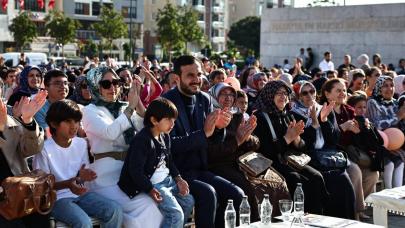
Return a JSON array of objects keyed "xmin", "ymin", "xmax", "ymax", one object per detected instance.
[{"xmin": 18, "ymin": 66, "xmax": 43, "ymax": 94}]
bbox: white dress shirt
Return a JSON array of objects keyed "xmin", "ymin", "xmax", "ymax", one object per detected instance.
[{"xmin": 319, "ymin": 59, "xmax": 335, "ymax": 72}]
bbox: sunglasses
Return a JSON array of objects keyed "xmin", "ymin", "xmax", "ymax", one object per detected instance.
[
  {"xmin": 301, "ymin": 89, "xmax": 315, "ymax": 96},
  {"xmin": 99, "ymin": 79, "xmax": 120, "ymax": 89}
]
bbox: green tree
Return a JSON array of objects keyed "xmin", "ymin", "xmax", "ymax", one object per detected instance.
[
  {"xmin": 156, "ymin": 3, "xmax": 183, "ymax": 62},
  {"xmin": 82, "ymin": 39, "xmax": 99, "ymax": 58},
  {"xmin": 92, "ymin": 5, "xmax": 127, "ymax": 54},
  {"xmin": 45, "ymin": 10, "xmax": 80, "ymax": 57},
  {"xmin": 228, "ymin": 16, "xmax": 260, "ymax": 56},
  {"xmin": 9, "ymin": 12, "xmax": 37, "ymax": 51},
  {"xmin": 178, "ymin": 6, "xmax": 205, "ymax": 53}
]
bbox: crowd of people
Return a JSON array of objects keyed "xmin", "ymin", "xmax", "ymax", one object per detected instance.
[{"xmin": 0, "ymin": 50, "xmax": 404, "ymax": 228}]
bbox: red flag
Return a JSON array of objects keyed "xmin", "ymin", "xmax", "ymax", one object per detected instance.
[
  {"xmin": 2, "ymin": 0, "xmax": 7, "ymax": 11},
  {"xmin": 19, "ymin": 0, "xmax": 24, "ymax": 9},
  {"xmin": 37, "ymin": 0, "xmax": 44, "ymax": 9},
  {"xmin": 48, "ymin": 0, "xmax": 55, "ymax": 9}
]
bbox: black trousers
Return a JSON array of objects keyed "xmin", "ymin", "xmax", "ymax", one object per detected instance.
[
  {"xmin": 210, "ymin": 165, "xmax": 261, "ymax": 223},
  {"xmin": 0, "ymin": 213, "xmax": 50, "ymax": 228},
  {"xmin": 273, "ymin": 162, "xmax": 328, "ymax": 215},
  {"xmin": 323, "ymin": 169, "xmax": 356, "ymax": 219},
  {"xmin": 185, "ymin": 170, "xmax": 245, "ymax": 228}
]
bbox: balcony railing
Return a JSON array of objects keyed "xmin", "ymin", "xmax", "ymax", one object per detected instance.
[
  {"xmin": 212, "ymin": 36, "xmax": 225, "ymax": 43},
  {"xmin": 212, "ymin": 21, "xmax": 224, "ymax": 28},
  {"xmin": 213, "ymin": 6, "xmax": 224, "ymax": 13},
  {"xmin": 193, "ymin": 5, "xmax": 205, "ymax": 13}
]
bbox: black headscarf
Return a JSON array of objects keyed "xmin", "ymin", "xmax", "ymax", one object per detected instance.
[{"xmin": 254, "ymin": 80, "xmax": 292, "ymax": 115}]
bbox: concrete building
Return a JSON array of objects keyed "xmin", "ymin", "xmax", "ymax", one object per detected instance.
[
  {"xmin": 0, "ymin": 0, "xmax": 66, "ymax": 54},
  {"xmin": 63, "ymin": 0, "xmax": 144, "ymax": 60},
  {"xmin": 260, "ymin": 3, "xmax": 405, "ymax": 69},
  {"xmin": 228, "ymin": 0, "xmax": 295, "ymax": 27}
]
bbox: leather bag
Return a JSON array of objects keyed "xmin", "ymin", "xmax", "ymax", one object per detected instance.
[
  {"xmin": 238, "ymin": 152, "xmax": 273, "ymax": 177},
  {"xmin": 0, "ymin": 169, "xmax": 56, "ymax": 220},
  {"xmin": 262, "ymin": 112, "xmax": 311, "ymax": 170}
]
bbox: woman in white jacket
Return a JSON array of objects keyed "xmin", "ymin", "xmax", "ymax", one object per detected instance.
[{"xmin": 82, "ymin": 67, "xmax": 163, "ymax": 227}]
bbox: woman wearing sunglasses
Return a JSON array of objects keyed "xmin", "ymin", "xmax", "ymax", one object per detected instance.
[
  {"xmin": 81, "ymin": 67, "xmax": 163, "ymax": 227},
  {"xmin": 291, "ymin": 80, "xmax": 355, "ymax": 219},
  {"xmin": 69, "ymin": 76, "xmax": 92, "ymax": 106}
]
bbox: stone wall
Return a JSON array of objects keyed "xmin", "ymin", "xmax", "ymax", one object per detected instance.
[{"xmin": 260, "ymin": 4, "xmax": 405, "ymax": 69}]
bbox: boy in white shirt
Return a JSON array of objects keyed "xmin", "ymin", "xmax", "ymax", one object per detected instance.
[{"xmin": 33, "ymin": 99, "xmax": 123, "ymax": 228}]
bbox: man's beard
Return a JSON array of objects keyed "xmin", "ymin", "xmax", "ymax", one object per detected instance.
[{"xmin": 179, "ymin": 80, "xmax": 200, "ymax": 96}]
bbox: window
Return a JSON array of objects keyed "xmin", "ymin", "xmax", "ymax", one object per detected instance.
[
  {"xmin": 122, "ymin": 7, "xmax": 137, "ymax": 19},
  {"xmin": 14, "ymin": 0, "xmax": 45, "ymax": 12},
  {"xmin": 198, "ymin": 13, "xmax": 204, "ymax": 21},
  {"xmin": 152, "ymin": 0, "xmax": 156, "ymax": 4},
  {"xmin": 75, "ymin": 3, "xmax": 90, "ymax": 15},
  {"xmin": 152, "ymin": 12, "xmax": 157, "ymax": 20},
  {"xmin": 92, "ymin": 2, "xmax": 101, "ymax": 16},
  {"xmin": 192, "ymin": 0, "xmax": 204, "ymax": 6}
]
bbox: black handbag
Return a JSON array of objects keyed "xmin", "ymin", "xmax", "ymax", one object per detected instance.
[{"xmin": 312, "ymin": 148, "xmax": 348, "ymax": 171}]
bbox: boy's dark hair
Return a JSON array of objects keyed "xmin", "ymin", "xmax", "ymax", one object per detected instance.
[
  {"xmin": 44, "ymin": 69, "xmax": 67, "ymax": 86},
  {"xmin": 144, "ymin": 98, "xmax": 178, "ymax": 128},
  {"xmin": 3, "ymin": 68, "xmax": 17, "ymax": 80},
  {"xmin": 352, "ymin": 71, "xmax": 365, "ymax": 82},
  {"xmin": 347, "ymin": 93, "xmax": 367, "ymax": 107},
  {"xmin": 324, "ymin": 51, "xmax": 331, "ymax": 56},
  {"xmin": 209, "ymin": 69, "xmax": 225, "ymax": 81},
  {"xmin": 46, "ymin": 100, "xmax": 82, "ymax": 135},
  {"xmin": 236, "ymin": 90, "xmax": 247, "ymax": 99},
  {"xmin": 173, "ymin": 55, "xmax": 198, "ymax": 77}
]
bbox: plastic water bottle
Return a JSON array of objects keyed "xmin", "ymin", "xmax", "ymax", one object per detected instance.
[
  {"xmin": 294, "ymin": 183, "xmax": 305, "ymax": 216},
  {"xmin": 260, "ymin": 194, "xmax": 272, "ymax": 225},
  {"xmin": 225, "ymin": 199, "xmax": 236, "ymax": 228},
  {"xmin": 239, "ymin": 196, "xmax": 251, "ymax": 226}
]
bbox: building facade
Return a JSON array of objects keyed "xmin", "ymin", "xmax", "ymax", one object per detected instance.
[
  {"xmin": 63, "ymin": 0, "xmax": 144, "ymax": 60},
  {"xmin": 260, "ymin": 3, "xmax": 405, "ymax": 68},
  {"xmin": 0, "ymin": 0, "xmax": 65, "ymax": 54}
]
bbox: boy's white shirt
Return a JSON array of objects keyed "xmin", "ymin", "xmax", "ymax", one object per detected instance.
[{"xmin": 33, "ymin": 137, "xmax": 89, "ymax": 200}]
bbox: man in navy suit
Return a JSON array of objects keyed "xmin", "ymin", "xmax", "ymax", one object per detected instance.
[{"xmin": 163, "ymin": 55, "xmax": 244, "ymax": 228}]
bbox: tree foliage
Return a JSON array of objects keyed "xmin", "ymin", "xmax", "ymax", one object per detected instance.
[
  {"xmin": 9, "ymin": 12, "xmax": 37, "ymax": 51},
  {"xmin": 228, "ymin": 16, "xmax": 260, "ymax": 56},
  {"xmin": 156, "ymin": 3, "xmax": 183, "ymax": 61},
  {"xmin": 157, "ymin": 3, "xmax": 206, "ymax": 60},
  {"xmin": 178, "ymin": 6, "xmax": 205, "ymax": 53},
  {"xmin": 45, "ymin": 10, "xmax": 80, "ymax": 56},
  {"xmin": 92, "ymin": 5, "xmax": 127, "ymax": 54}
]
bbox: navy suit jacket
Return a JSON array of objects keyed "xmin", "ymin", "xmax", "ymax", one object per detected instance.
[{"xmin": 163, "ymin": 87, "xmax": 215, "ymax": 179}]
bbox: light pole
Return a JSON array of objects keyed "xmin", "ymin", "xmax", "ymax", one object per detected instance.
[{"xmin": 129, "ymin": 0, "xmax": 134, "ymax": 64}]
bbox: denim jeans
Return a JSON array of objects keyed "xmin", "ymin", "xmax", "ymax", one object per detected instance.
[
  {"xmin": 51, "ymin": 192, "xmax": 123, "ymax": 228},
  {"xmin": 153, "ymin": 176, "xmax": 195, "ymax": 228}
]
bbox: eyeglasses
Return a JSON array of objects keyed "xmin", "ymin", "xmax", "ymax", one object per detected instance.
[
  {"xmin": 301, "ymin": 89, "xmax": 315, "ymax": 96},
  {"xmin": 50, "ymin": 81, "xmax": 68, "ymax": 87},
  {"xmin": 275, "ymin": 91, "xmax": 289, "ymax": 97},
  {"xmin": 80, "ymin": 83, "xmax": 88, "ymax": 89},
  {"xmin": 99, "ymin": 79, "xmax": 120, "ymax": 89}
]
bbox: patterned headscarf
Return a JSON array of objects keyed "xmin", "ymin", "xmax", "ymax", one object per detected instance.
[
  {"xmin": 18, "ymin": 66, "xmax": 43, "ymax": 94},
  {"xmin": 372, "ymin": 75, "xmax": 396, "ymax": 106},
  {"xmin": 254, "ymin": 80, "xmax": 292, "ymax": 114},
  {"xmin": 86, "ymin": 67, "xmax": 135, "ymax": 144},
  {"xmin": 69, "ymin": 76, "xmax": 91, "ymax": 106}
]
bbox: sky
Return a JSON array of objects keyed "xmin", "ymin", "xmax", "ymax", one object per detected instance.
[{"xmin": 295, "ymin": 0, "xmax": 405, "ymax": 7}]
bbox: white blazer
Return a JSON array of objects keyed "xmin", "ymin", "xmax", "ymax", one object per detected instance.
[{"xmin": 82, "ymin": 103, "xmax": 143, "ymax": 154}]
